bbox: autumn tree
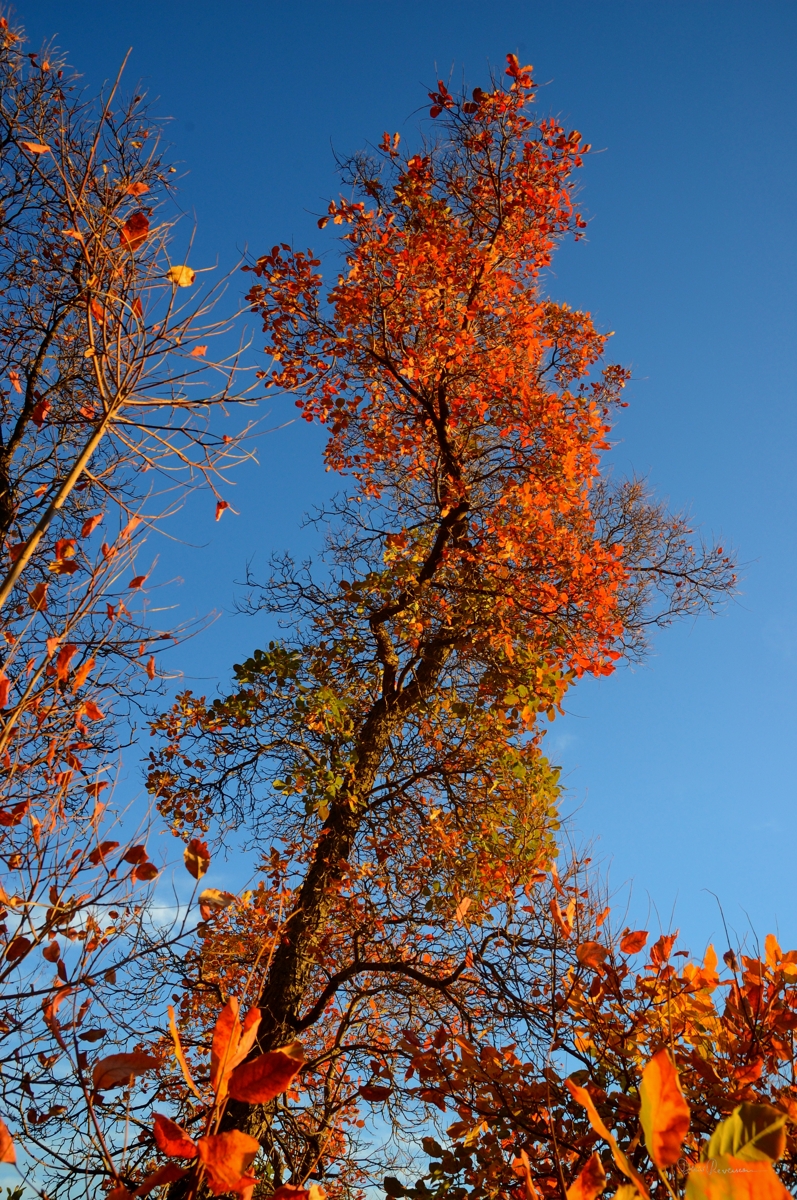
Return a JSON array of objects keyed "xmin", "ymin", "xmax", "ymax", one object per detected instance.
[
  {"xmin": 133, "ymin": 55, "xmax": 739, "ymax": 1200},
  {"xmin": 0, "ymin": 10, "xmax": 255, "ymax": 1193}
]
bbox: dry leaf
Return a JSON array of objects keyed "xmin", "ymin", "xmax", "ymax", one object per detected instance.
[
  {"xmin": 184, "ymin": 838, "xmax": 211, "ymax": 880},
  {"xmin": 120, "ymin": 211, "xmax": 149, "ymax": 251},
  {"xmin": 167, "ymin": 265, "xmax": 196, "ymax": 287},
  {"xmin": 92, "ymin": 1051, "xmax": 158, "ymax": 1090}
]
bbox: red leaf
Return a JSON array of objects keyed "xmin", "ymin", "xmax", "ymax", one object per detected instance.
[
  {"xmin": 358, "ymin": 1084, "xmax": 393, "ymax": 1101},
  {"xmin": 196, "ymin": 1130, "xmax": 259, "ymax": 1195},
  {"xmin": 620, "ymin": 929, "xmax": 648, "ymax": 955},
  {"xmin": 133, "ymin": 861, "xmax": 159, "ymax": 881},
  {"xmin": 42, "ymin": 941, "xmax": 60, "ymax": 962},
  {"xmin": 92, "ymin": 1051, "xmax": 159, "ymax": 1090},
  {"xmin": 575, "ymin": 941, "xmax": 608, "ymax": 973},
  {"xmin": 184, "ymin": 838, "xmax": 211, "ymax": 880},
  {"xmin": 227, "ymin": 1042, "xmax": 304, "ymax": 1104},
  {"xmin": 120, "ymin": 211, "xmax": 149, "ymax": 251},
  {"xmin": 31, "ymin": 398, "xmax": 51, "ymax": 427},
  {"xmin": 215, "ymin": 500, "xmax": 230, "ymax": 521},
  {"xmin": 0, "ymin": 1118, "xmax": 15, "ymax": 1164},
  {"xmin": 129, "ymin": 575, "xmax": 147, "ymax": 589},
  {"xmin": 5, "ymin": 936, "xmax": 31, "ymax": 963},
  {"xmin": 0, "ymin": 676, "xmax": 10, "ymax": 709},
  {"xmin": 153, "ymin": 1112, "xmax": 197, "ymax": 1159}
]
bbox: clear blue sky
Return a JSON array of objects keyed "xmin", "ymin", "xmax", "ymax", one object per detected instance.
[{"xmin": 21, "ymin": 1, "xmax": 797, "ymax": 956}]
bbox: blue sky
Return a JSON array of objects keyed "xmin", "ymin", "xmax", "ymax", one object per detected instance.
[{"xmin": 21, "ymin": 1, "xmax": 797, "ymax": 955}]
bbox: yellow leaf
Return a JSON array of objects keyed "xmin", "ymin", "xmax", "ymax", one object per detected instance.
[{"xmin": 166, "ymin": 265, "xmax": 196, "ymax": 288}]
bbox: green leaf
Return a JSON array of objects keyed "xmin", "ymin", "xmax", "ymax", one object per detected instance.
[{"xmin": 705, "ymin": 1103, "xmax": 786, "ymax": 1163}]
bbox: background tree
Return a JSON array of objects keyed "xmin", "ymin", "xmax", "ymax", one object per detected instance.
[
  {"xmin": 0, "ymin": 10, "xmax": 255, "ymax": 1195},
  {"xmin": 142, "ymin": 56, "xmax": 735, "ymax": 1200}
]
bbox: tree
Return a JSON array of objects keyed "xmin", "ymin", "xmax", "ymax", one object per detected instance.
[
  {"xmin": 0, "ymin": 11, "xmax": 254, "ymax": 1194},
  {"xmin": 142, "ymin": 56, "xmax": 736, "ymax": 1200}
]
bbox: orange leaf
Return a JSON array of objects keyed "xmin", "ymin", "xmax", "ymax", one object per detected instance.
[
  {"xmin": 120, "ymin": 211, "xmax": 149, "ymax": 251},
  {"xmin": 20, "ymin": 140, "xmax": 50, "ymax": 154},
  {"xmin": 211, "ymin": 998, "xmax": 242, "ymax": 1096},
  {"xmin": 184, "ymin": 838, "xmax": 211, "ymax": 880},
  {"xmin": 8, "ymin": 370, "xmax": 22, "ymax": 393},
  {"xmin": 196, "ymin": 1130, "xmax": 259, "ymax": 1195},
  {"xmin": 565, "ymin": 1077, "xmax": 648, "ymax": 1194},
  {"xmin": 134, "ymin": 861, "xmax": 159, "ymax": 881},
  {"xmin": 146, "ymin": 655, "xmax": 156, "ymax": 680},
  {"xmin": 167, "ymin": 1004, "xmax": 203, "ymax": 1100},
  {"xmin": 227, "ymin": 1042, "xmax": 304, "ymax": 1104},
  {"xmin": 129, "ymin": 575, "xmax": 147, "ymax": 588},
  {"xmin": 0, "ymin": 1117, "xmax": 15, "ymax": 1164},
  {"xmin": 640, "ymin": 1048, "xmax": 690, "ymax": 1169},
  {"xmin": 28, "ymin": 581, "xmax": 48, "ymax": 611},
  {"xmin": 765, "ymin": 933, "xmax": 782, "ymax": 967},
  {"xmin": 92, "ymin": 1051, "xmax": 159, "ymax": 1090},
  {"xmin": 685, "ymin": 1156, "xmax": 791, "ymax": 1199},
  {"xmin": 135, "ymin": 1163, "xmax": 187, "ymax": 1197},
  {"xmin": 81, "ymin": 514, "xmax": 103, "ymax": 537},
  {"xmin": 215, "ymin": 500, "xmax": 230, "ymax": 521},
  {"xmin": 0, "ymin": 676, "xmax": 10, "ymax": 708},
  {"xmin": 651, "ymin": 932, "xmax": 678, "ymax": 965},
  {"xmin": 56, "ymin": 643, "xmax": 78, "ymax": 683},
  {"xmin": 272, "ymin": 1188, "xmax": 325, "ymax": 1200},
  {"xmin": 124, "ymin": 182, "xmax": 149, "ymax": 196},
  {"xmin": 71, "ymin": 657, "xmax": 96, "ymax": 692},
  {"xmin": 576, "ymin": 941, "xmax": 608, "ymax": 973},
  {"xmin": 566, "ymin": 1152, "xmax": 605, "ymax": 1200},
  {"xmin": 620, "ymin": 929, "xmax": 648, "ymax": 954},
  {"xmin": 82, "ymin": 700, "xmax": 105, "ymax": 722},
  {"xmin": 190, "ymin": 344, "xmax": 208, "ymax": 357},
  {"xmin": 153, "ymin": 1112, "xmax": 197, "ymax": 1158},
  {"xmin": 512, "ymin": 1149, "xmax": 541, "ymax": 1200}
]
